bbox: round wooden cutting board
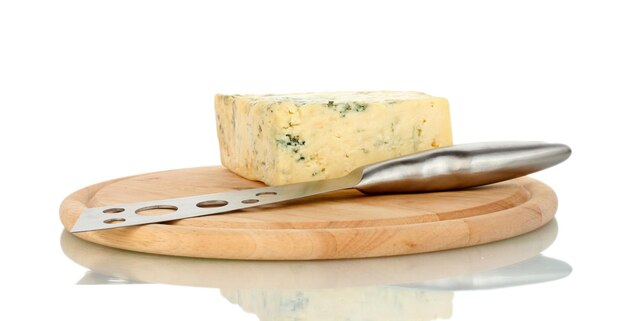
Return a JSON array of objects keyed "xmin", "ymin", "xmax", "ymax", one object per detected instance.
[{"xmin": 59, "ymin": 167, "xmax": 558, "ymax": 260}]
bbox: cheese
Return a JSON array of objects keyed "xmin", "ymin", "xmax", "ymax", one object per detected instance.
[
  {"xmin": 215, "ymin": 91, "xmax": 452, "ymax": 185},
  {"xmin": 220, "ymin": 286, "xmax": 453, "ymax": 321}
]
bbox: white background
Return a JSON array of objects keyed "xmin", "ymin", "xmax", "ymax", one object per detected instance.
[{"xmin": 1, "ymin": 0, "xmax": 624, "ymax": 320}]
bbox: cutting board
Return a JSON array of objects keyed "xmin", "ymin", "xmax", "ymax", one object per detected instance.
[{"xmin": 59, "ymin": 167, "xmax": 558, "ymax": 260}]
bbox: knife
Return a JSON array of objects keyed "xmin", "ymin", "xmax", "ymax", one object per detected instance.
[{"xmin": 71, "ymin": 141, "xmax": 571, "ymax": 233}]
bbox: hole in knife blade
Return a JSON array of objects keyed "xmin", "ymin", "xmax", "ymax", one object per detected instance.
[
  {"xmin": 135, "ymin": 205, "xmax": 178, "ymax": 216},
  {"xmin": 255, "ymin": 192, "xmax": 277, "ymax": 197},
  {"xmin": 242, "ymin": 199, "xmax": 259, "ymax": 204},
  {"xmin": 196, "ymin": 200, "xmax": 228, "ymax": 208},
  {"xmin": 103, "ymin": 218, "xmax": 126, "ymax": 224},
  {"xmin": 103, "ymin": 208, "xmax": 125, "ymax": 214}
]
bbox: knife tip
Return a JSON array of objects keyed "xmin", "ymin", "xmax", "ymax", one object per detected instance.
[{"xmin": 69, "ymin": 220, "xmax": 109, "ymax": 233}]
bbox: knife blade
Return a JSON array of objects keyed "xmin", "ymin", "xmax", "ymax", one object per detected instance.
[{"xmin": 71, "ymin": 141, "xmax": 571, "ymax": 233}]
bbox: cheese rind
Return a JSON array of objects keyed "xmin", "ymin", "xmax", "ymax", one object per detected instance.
[{"xmin": 215, "ymin": 91, "xmax": 452, "ymax": 185}]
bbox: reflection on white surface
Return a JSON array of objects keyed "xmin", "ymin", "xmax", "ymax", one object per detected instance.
[
  {"xmin": 61, "ymin": 220, "xmax": 571, "ymax": 321},
  {"xmin": 221, "ymin": 287, "xmax": 453, "ymax": 321},
  {"xmin": 403, "ymin": 255, "xmax": 571, "ymax": 291},
  {"xmin": 217, "ymin": 253, "xmax": 571, "ymax": 321},
  {"xmin": 78, "ymin": 271, "xmax": 145, "ymax": 285}
]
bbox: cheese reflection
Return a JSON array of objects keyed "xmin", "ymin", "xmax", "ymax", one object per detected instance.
[{"xmin": 221, "ymin": 287, "xmax": 452, "ymax": 321}]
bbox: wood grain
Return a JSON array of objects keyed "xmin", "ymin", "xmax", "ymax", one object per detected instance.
[{"xmin": 59, "ymin": 167, "xmax": 558, "ymax": 260}]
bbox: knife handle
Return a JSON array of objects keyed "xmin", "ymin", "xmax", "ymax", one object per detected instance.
[{"xmin": 354, "ymin": 141, "xmax": 571, "ymax": 194}]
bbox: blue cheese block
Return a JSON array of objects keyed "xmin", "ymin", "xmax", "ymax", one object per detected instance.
[{"xmin": 215, "ymin": 91, "xmax": 452, "ymax": 185}]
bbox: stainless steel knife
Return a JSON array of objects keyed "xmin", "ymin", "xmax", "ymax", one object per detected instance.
[{"xmin": 71, "ymin": 141, "xmax": 571, "ymax": 233}]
